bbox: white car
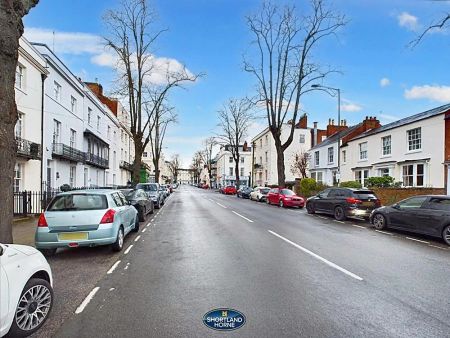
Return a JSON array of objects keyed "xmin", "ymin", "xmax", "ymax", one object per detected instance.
[
  {"xmin": 249, "ymin": 187, "xmax": 271, "ymax": 202},
  {"xmin": 0, "ymin": 243, "xmax": 53, "ymax": 337}
]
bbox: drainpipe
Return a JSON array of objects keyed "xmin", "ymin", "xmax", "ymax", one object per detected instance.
[{"xmin": 40, "ymin": 73, "xmax": 47, "ymax": 194}]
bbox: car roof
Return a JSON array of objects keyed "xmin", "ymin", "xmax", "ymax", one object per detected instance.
[{"xmin": 57, "ymin": 189, "xmax": 118, "ymax": 195}]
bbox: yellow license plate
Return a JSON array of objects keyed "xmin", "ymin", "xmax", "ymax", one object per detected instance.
[
  {"xmin": 59, "ymin": 232, "xmax": 88, "ymax": 241},
  {"xmin": 362, "ymin": 202, "xmax": 374, "ymax": 207}
]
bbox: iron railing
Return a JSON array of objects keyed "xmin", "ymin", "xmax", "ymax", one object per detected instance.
[
  {"xmin": 85, "ymin": 152, "xmax": 109, "ymax": 169},
  {"xmin": 52, "ymin": 143, "xmax": 85, "ymax": 162},
  {"xmin": 16, "ymin": 137, "xmax": 41, "ymax": 160},
  {"xmin": 120, "ymin": 160, "xmax": 133, "ymax": 172}
]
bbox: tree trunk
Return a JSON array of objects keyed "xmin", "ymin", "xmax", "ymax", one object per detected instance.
[
  {"xmin": 0, "ymin": 0, "xmax": 38, "ymax": 243},
  {"xmin": 154, "ymin": 161, "xmax": 160, "ymax": 183},
  {"xmin": 132, "ymin": 137, "xmax": 143, "ymax": 184},
  {"xmin": 235, "ymin": 155, "xmax": 240, "ymax": 191},
  {"xmin": 276, "ymin": 145, "xmax": 286, "ymax": 188}
]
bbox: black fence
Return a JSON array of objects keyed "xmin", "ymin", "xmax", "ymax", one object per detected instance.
[{"xmin": 13, "ymin": 190, "xmax": 59, "ymax": 216}]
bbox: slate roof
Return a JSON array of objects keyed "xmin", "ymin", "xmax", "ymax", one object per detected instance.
[{"xmin": 309, "ymin": 123, "xmax": 363, "ymax": 151}]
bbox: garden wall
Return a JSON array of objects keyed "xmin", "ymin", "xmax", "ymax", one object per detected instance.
[{"xmin": 371, "ymin": 187, "xmax": 446, "ymax": 206}]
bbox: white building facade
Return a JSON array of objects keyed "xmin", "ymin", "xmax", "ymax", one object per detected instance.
[{"xmin": 215, "ymin": 144, "xmax": 252, "ymax": 187}]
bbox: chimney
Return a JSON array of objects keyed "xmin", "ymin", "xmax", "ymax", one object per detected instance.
[
  {"xmin": 296, "ymin": 113, "xmax": 308, "ymax": 129},
  {"xmin": 243, "ymin": 141, "xmax": 248, "ymax": 151},
  {"xmin": 85, "ymin": 82, "xmax": 103, "ymax": 96},
  {"xmin": 342, "ymin": 116, "xmax": 381, "ymax": 144},
  {"xmin": 326, "ymin": 116, "xmax": 348, "ymax": 137}
]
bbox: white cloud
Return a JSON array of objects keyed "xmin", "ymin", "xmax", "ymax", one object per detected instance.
[
  {"xmin": 341, "ymin": 99, "xmax": 363, "ymax": 112},
  {"xmin": 404, "ymin": 85, "xmax": 450, "ymax": 103},
  {"xmin": 380, "ymin": 78, "xmax": 390, "ymax": 87},
  {"xmin": 379, "ymin": 114, "xmax": 399, "ymax": 122},
  {"xmin": 397, "ymin": 12, "xmax": 420, "ymax": 32}
]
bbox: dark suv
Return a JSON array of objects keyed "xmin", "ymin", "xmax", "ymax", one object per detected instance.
[{"xmin": 306, "ymin": 188, "xmax": 381, "ymax": 221}]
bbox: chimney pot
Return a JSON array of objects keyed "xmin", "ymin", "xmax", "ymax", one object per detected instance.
[{"xmin": 331, "ymin": 119, "xmax": 335, "ymax": 125}]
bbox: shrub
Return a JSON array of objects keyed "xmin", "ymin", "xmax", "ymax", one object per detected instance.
[
  {"xmin": 299, "ymin": 178, "xmax": 317, "ymax": 197},
  {"xmin": 366, "ymin": 176, "xmax": 395, "ymax": 188},
  {"xmin": 339, "ymin": 181, "xmax": 362, "ymax": 189}
]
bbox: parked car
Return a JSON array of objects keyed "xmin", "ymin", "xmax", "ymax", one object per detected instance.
[
  {"xmin": 219, "ymin": 186, "xmax": 225, "ymax": 194},
  {"xmin": 306, "ymin": 187, "xmax": 381, "ymax": 221},
  {"xmin": 202, "ymin": 183, "xmax": 209, "ymax": 189},
  {"xmin": 136, "ymin": 183, "xmax": 164, "ymax": 209},
  {"xmin": 223, "ymin": 185, "xmax": 237, "ymax": 195},
  {"xmin": 237, "ymin": 187, "xmax": 253, "ymax": 199},
  {"xmin": 267, "ymin": 188, "xmax": 305, "ymax": 208},
  {"xmin": 0, "ymin": 243, "xmax": 54, "ymax": 337},
  {"xmin": 250, "ymin": 187, "xmax": 270, "ymax": 202},
  {"xmin": 160, "ymin": 186, "xmax": 169, "ymax": 199},
  {"xmin": 35, "ymin": 190, "xmax": 139, "ymax": 255},
  {"xmin": 371, "ymin": 195, "xmax": 450, "ymax": 245},
  {"xmin": 166, "ymin": 184, "xmax": 173, "ymax": 193},
  {"xmin": 121, "ymin": 188, "xmax": 154, "ymax": 221}
]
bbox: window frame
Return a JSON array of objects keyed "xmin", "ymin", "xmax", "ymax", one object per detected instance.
[
  {"xmin": 407, "ymin": 127, "xmax": 421, "ymax": 152},
  {"xmin": 382, "ymin": 135, "xmax": 391, "ymax": 156},
  {"xmin": 359, "ymin": 142, "xmax": 368, "ymax": 160}
]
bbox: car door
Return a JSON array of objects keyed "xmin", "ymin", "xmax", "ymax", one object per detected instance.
[
  {"xmin": 269, "ymin": 188, "xmax": 277, "ymax": 204},
  {"xmin": 314, "ymin": 189, "xmax": 331, "ymax": 212},
  {"xmin": 111, "ymin": 193, "xmax": 130, "ymax": 232},
  {"xmin": 118, "ymin": 191, "xmax": 134, "ymax": 230},
  {"xmin": 389, "ymin": 196, "xmax": 428, "ymax": 230},
  {"xmin": 323, "ymin": 189, "xmax": 339, "ymax": 213},
  {"xmin": 415, "ymin": 197, "xmax": 450, "ymax": 236},
  {"xmin": 0, "ymin": 248, "xmax": 9, "ymax": 335}
]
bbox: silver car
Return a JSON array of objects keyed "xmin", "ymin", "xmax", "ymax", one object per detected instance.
[
  {"xmin": 35, "ymin": 190, "xmax": 138, "ymax": 255},
  {"xmin": 136, "ymin": 183, "xmax": 164, "ymax": 209}
]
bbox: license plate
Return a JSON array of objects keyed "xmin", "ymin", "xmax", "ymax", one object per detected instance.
[
  {"xmin": 59, "ymin": 232, "xmax": 88, "ymax": 241},
  {"xmin": 361, "ymin": 201, "xmax": 374, "ymax": 207}
]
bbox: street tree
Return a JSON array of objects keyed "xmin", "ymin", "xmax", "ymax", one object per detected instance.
[
  {"xmin": 216, "ymin": 98, "xmax": 253, "ymax": 190},
  {"xmin": 290, "ymin": 151, "xmax": 309, "ymax": 179},
  {"xmin": 200, "ymin": 137, "xmax": 217, "ymax": 187},
  {"xmin": 411, "ymin": 13, "xmax": 450, "ymax": 47},
  {"xmin": 244, "ymin": 0, "xmax": 345, "ymax": 187},
  {"xmin": 0, "ymin": 0, "xmax": 39, "ymax": 243},
  {"xmin": 103, "ymin": 0, "xmax": 198, "ymax": 184},
  {"xmin": 167, "ymin": 154, "xmax": 180, "ymax": 183},
  {"xmin": 190, "ymin": 151, "xmax": 204, "ymax": 184}
]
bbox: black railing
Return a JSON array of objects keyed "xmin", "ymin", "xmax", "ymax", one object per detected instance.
[
  {"xmin": 52, "ymin": 143, "xmax": 85, "ymax": 162},
  {"xmin": 254, "ymin": 163, "xmax": 263, "ymax": 169},
  {"xmin": 13, "ymin": 190, "xmax": 59, "ymax": 216},
  {"xmin": 120, "ymin": 160, "xmax": 133, "ymax": 172},
  {"xmin": 16, "ymin": 137, "xmax": 41, "ymax": 160},
  {"xmin": 85, "ymin": 152, "xmax": 109, "ymax": 169}
]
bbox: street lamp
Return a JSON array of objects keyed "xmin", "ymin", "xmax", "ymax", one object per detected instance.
[{"xmin": 311, "ymin": 84, "xmax": 341, "ymax": 183}]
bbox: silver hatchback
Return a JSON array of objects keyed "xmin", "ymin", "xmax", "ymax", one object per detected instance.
[{"xmin": 35, "ymin": 190, "xmax": 138, "ymax": 255}]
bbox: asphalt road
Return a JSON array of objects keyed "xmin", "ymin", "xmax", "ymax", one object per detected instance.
[{"xmin": 50, "ymin": 186, "xmax": 450, "ymax": 338}]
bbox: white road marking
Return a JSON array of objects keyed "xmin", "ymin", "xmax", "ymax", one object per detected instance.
[
  {"xmin": 142, "ymin": 228, "xmax": 147, "ymax": 233},
  {"xmin": 268, "ymin": 230, "xmax": 364, "ymax": 281},
  {"xmin": 107, "ymin": 260, "xmax": 121, "ymax": 274},
  {"xmin": 318, "ymin": 216, "xmax": 328, "ymax": 220},
  {"xmin": 208, "ymin": 198, "xmax": 214, "ymax": 202},
  {"xmin": 352, "ymin": 224, "xmax": 366, "ymax": 229},
  {"xmin": 231, "ymin": 211, "xmax": 254, "ymax": 223},
  {"xmin": 406, "ymin": 237, "xmax": 429, "ymax": 244},
  {"xmin": 109, "ymin": 288, "xmax": 115, "ymax": 291},
  {"xmin": 124, "ymin": 245, "xmax": 133, "ymax": 255},
  {"xmin": 429, "ymin": 244, "xmax": 448, "ymax": 250},
  {"xmin": 75, "ymin": 287, "xmax": 100, "ymax": 314},
  {"xmin": 375, "ymin": 230, "xmax": 393, "ymax": 236},
  {"xmin": 335, "ymin": 221, "xmax": 345, "ymax": 224},
  {"xmin": 216, "ymin": 202, "xmax": 227, "ymax": 209},
  {"xmin": 134, "ymin": 235, "xmax": 141, "ymax": 242}
]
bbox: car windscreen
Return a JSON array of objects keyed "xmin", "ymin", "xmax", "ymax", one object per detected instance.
[
  {"xmin": 137, "ymin": 184, "xmax": 158, "ymax": 191},
  {"xmin": 353, "ymin": 191, "xmax": 377, "ymax": 200},
  {"xmin": 261, "ymin": 188, "xmax": 270, "ymax": 194},
  {"xmin": 281, "ymin": 189, "xmax": 295, "ymax": 196},
  {"xmin": 124, "ymin": 191, "xmax": 140, "ymax": 199},
  {"xmin": 47, "ymin": 194, "xmax": 108, "ymax": 211}
]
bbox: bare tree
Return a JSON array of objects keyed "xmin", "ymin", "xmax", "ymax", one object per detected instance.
[
  {"xmin": 190, "ymin": 151, "xmax": 203, "ymax": 184},
  {"xmin": 216, "ymin": 98, "xmax": 253, "ymax": 190},
  {"xmin": 410, "ymin": 12, "xmax": 450, "ymax": 47},
  {"xmin": 290, "ymin": 151, "xmax": 309, "ymax": 179},
  {"xmin": 167, "ymin": 153, "xmax": 180, "ymax": 183},
  {"xmin": 200, "ymin": 137, "xmax": 217, "ymax": 187},
  {"xmin": 244, "ymin": 0, "xmax": 345, "ymax": 187},
  {"xmin": 0, "ymin": 0, "xmax": 39, "ymax": 242},
  {"xmin": 103, "ymin": 0, "xmax": 199, "ymax": 183}
]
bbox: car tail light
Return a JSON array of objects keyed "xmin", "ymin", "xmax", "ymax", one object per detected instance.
[
  {"xmin": 100, "ymin": 209, "xmax": 116, "ymax": 224},
  {"xmin": 346, "ymin": 197, "xmax": 362, "ymax": 204},
  {"xmin": 37, "ymin": 213, "xmax": 48, "ymax": 227}
]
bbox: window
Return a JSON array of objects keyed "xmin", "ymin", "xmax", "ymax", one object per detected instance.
[
  {"xmin": 402, "ymin": 163, "xmax": 424, "ymax": 187},
  {"xmin": 407, "ymin": 127, "xmax": 421, "ymax": 151},
  {"xmin": 240, "ymin": 157, "xmax": 244, "ymax": 163},
  {"xmin": 240, "ymin": 167, "xmax": 244, "ymax": 176},
  {"xmin": 88, "ymin": 108, "xmax": 92, "ymax": 125},
  {"xmin": 125, "ymin": 151, "xmax": 127, "ymax": 162},
  {"xmin": 229, "ymin": 157, "xmax": 233, "ymax": 163},
  {"xmin": 342, "ymin": 150, "xmax": 346, "ymax": 163},
  {"xmin": 113, "ymin": 151, "xmax": 117, "ymax": 169},
  {"xmin": 332, "ymin": 171, "xmax": 338, "ymax": 185},
  {"xmin": 379, "ymin": 168, "xmax": 390, "ymax": 177},
  {"xmin": 69, "ymin": 166, "xmax": 76, "ymax": 187},
  {"xmin": 299, "ymin": 134, "xmax": 305, "ymax": 144},
  {"xmin": 48, "ymin": 194, "xmax": 108, "ymax": 211},
  {"xmin": 112, "ymin": 174, "xmax": 116, "ymax": 185},
  {"xmin": 265, "ymin": 151, "xmax": 268, "ymax": 163},
  {"xmin": 143, "ymin": 152, "xmax": 148, "ymax": 158},
  {"xmin": 382, "ymin": 135, "xmax": 391, "ymax": 156},
  {"xmin": 328, "ymin": 147, "xmax": 334, "ymax": 164},
  {"xmin": 71, "ymin": 96, "xmax": 77, "ymax": 113},
  {"xmin": 121, "ymin": 130, "xmax": 124, "ymax": 142},
  {"xmin": 355, "ymin": 169, "xmax": 369, "ymax": 186},
  {"xmin": 70, "ymin": 129, "xmax": 76, "ymax": 148},
  {"xmin": 54, "ymin": 81, "xmax": 61, "ymax": 101},
  {"xmin": 15, "ymin": 112, "xmax": 24, "ymax": 139},
  {"xmin": 260, "ymin": 138, "xmax": 263, "ymax": 147},
  {"xmin": 121, "ymin": 148, "xmax": 123, "ymax": 161},
  {"xmin": 229, "ymin": 167, "xmax": 233, "ymax": 176},
  {"xmin": 97, "ymin": 116, "xmax": 101, "ymax": 131},
  {"xmin": 314, "ymin": 151, "xmax": 319, "ymax": 166},
  {"xmin": 359, "ymin": 142, "xmax": 368, "ymax": 160},
  {"xmin": 397, "ymin": 196, "xmax": 427, "ymax": 210},
  {"xmin": 113, "ymin": 130, "xmax": 116, "ymax": 140},
  {"xmin": 311, "ymin": 172, "xmax": 316, "ymax": 181},
  {"xmin": 15, "ymin": 64, "xmax": 25, "ymax": 89},
  {"xmin": 107, "ymin": 126, "xmax": 111, "ymax": 139},
  {"xmin": 259, "ymin": 156, "xmax": 263, "ymax": 164},
  {"xmin": 316, "ymin": 172, "xmax": 323, "ymax": 183},
  {"xmin": 265, "ymin": 135, "xmax": 268, "ymax": 145},
  {"xmin": 53, "ymin": 119, "xmax": 61, "ymax": 144},
  {"xmin": 14, "ymin": 163, "xmax": 22, "ymax": 193}
]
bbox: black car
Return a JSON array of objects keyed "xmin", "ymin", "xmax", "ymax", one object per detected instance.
[
  {"xmin": 370, "ymin": 195, "xmax": 450, "ymax": 246},
  {"xmin": 237, "ymin": 187, "xmax": 253, "ymax": 199},
  {"xmin": 121, "ymin": 189, "xmax": 154, "ymax": 221},
  {"xmin": 306, "ymin": 187, "xmax": 381, "ymax": 221}
]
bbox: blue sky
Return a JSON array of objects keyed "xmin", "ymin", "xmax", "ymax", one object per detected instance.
[{"xmin": 24, "ymin": 0, "xmax": 450, "ymax": 166}]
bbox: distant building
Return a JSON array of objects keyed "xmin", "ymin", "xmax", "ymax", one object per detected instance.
[{"xmin": 215, "ymin": 142, "xmax": 252, "ymax": 187}]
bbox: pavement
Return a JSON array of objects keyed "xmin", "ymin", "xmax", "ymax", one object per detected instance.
[{"xmin": 35, "ymin": 185, "xmax": 450, "ymax": 338}]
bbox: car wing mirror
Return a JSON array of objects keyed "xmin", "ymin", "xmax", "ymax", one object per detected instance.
[
  {"xmin": 0, "ymin": 244, "xmax": 4, "ymax": 256},
  {"xmin": 392, "ymin": 204, "xmax": 400, "ymax": 209}
]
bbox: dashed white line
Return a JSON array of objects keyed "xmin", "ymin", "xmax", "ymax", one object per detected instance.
[
  {"xmin": 134, "ymin": 235, "xmax": 141, "ymax": 242},
  {"xmin": 318, "ymin": 216, "xmax": 328, "ymax": 220},
  {"xmin": 268, "ymin": 230, "xmax": 363, "ymax": 281},
  {"xmin": 142, "ymin": 228, "xmax": 147, "ymax": 233},
  {"xmin": 216, "ymin": 202, "xmax": 227, "ymax": 209},
  {"xmin": 107, "ymin": 260, "xmax": 121, "ymax": 274},
  {"xmin": 429, "ymin": 244, "xmax": 448, "ymax": 250},
  {"xmin": 124, "ymin": 245, "xmax": 133, "ymax": 255},
  {"xmin": 335, "ymin": 221, "xmax": 345, "ymax": 224},
  {"xmin": 208, "ymin": 198, "xmax": 214, "ymax": 202},
  {"xmin": 375, "ymin": 230, "xmax": 393, "ymax": 236},
  {"xmin": 75, "ymin": 287, "xmax": 100, "ymax": 314},
  {"xmin": 352, "ymin": 224, "xmax": 366, "ymax": 229},
  {"xmin": 231, "ymin": 211, "xmax": 254, "ymax": 223},
  {"xmin": 406, "ymin": 237, "xmax": 429, "ymax": 244}
]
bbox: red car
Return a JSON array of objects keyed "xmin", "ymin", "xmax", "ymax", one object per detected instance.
[
  {"xmin": 267, "ymin": 188, "xmax": 305, "ymax": 208},
  {"xmin": 223, "ymin": 185, "xmax": 237, "ymax": 195}
]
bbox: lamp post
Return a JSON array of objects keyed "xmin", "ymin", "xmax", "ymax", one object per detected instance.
[{"xmin": 311, "ymin": 84, "xmax": 341, "ymax": 183}]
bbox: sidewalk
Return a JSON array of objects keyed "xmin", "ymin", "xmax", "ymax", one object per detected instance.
[{"xmin": 13, "ymin": 216, "xmax": 37, "ymax": 247}]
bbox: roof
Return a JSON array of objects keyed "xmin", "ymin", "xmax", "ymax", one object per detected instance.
[
  {"xmin": 59, "ymin": 189, "xmax": 118, "ymax": 195},
  {"xmin": 309, "ymin": 123, "xmax": 363, "ymax": 151},
  {"xmin": 350, "ymin": 103, "xmax": 450, "ymax": 142}
]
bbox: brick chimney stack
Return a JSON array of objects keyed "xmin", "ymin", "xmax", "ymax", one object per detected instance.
[
  {"xmin": 243, "ymin": 141, "xmax": 248, "ymax": 151},
  {"xmin": 342, "ymin": 116, "xmax": 381, "ymax": 144},
  {"xmin": 326, "ymin": 117, "xmax": 348, "ymax": 137},
  {"xmin": 295, "ymin": 113, "xmax": 308, "ymax": 129}
]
